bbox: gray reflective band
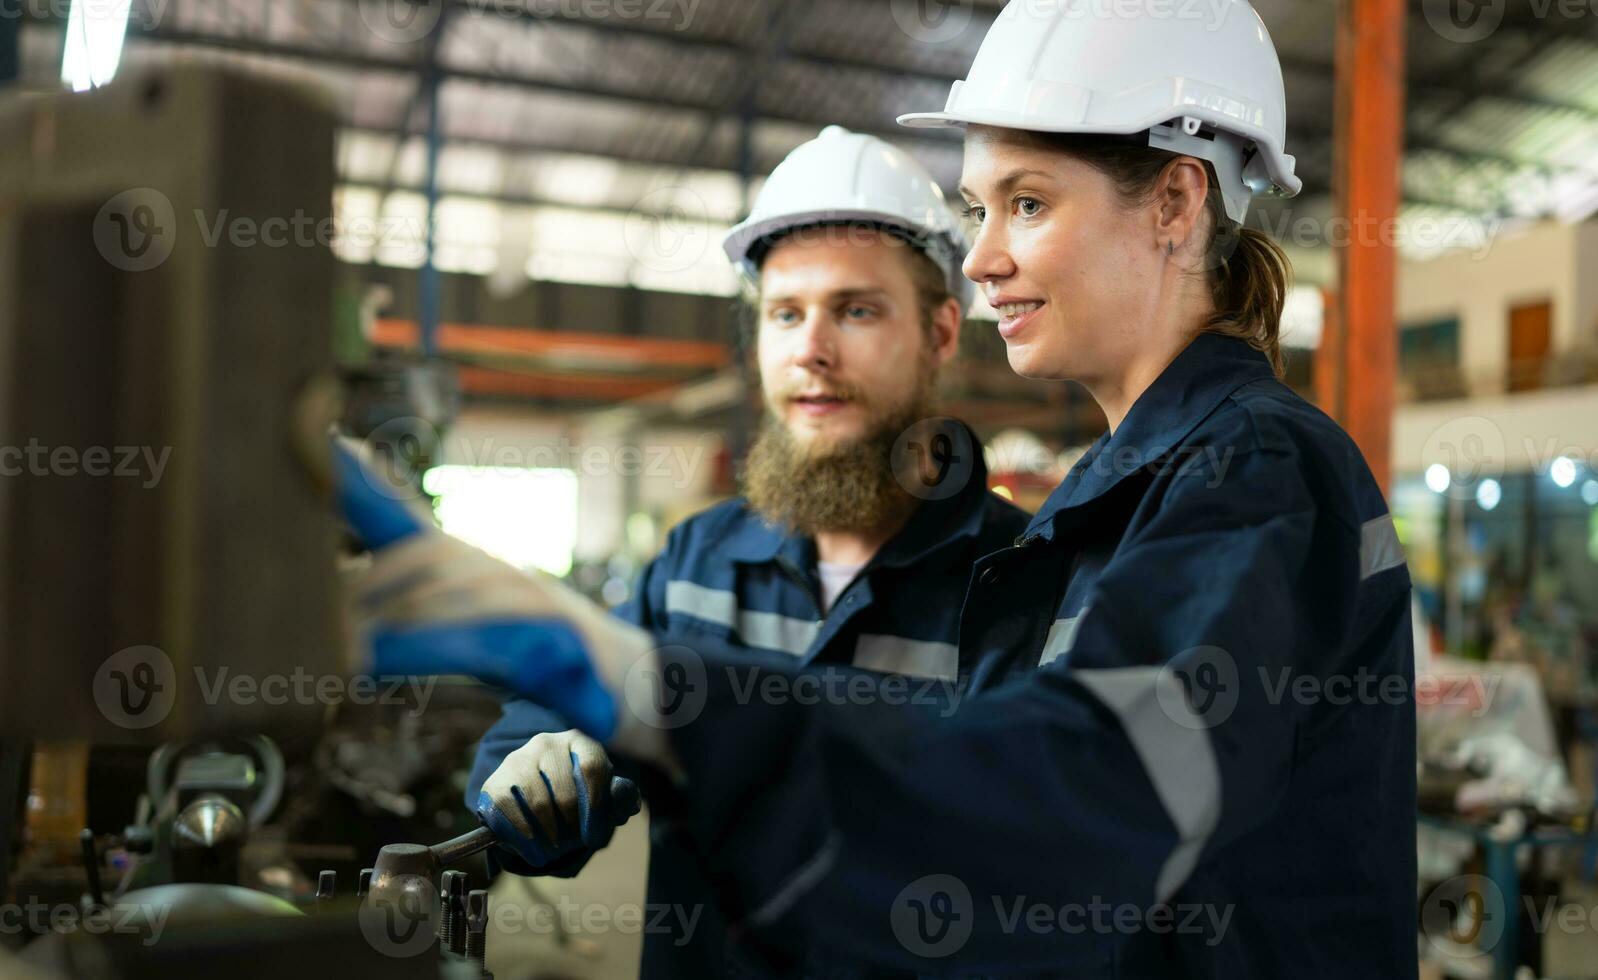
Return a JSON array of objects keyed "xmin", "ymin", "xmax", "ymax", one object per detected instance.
[
  {"xmin": 1360, "ymin": 514, "xmax": 1406, "ymax": 581},
  {"xmin": 664, "ymin": 580, "xmax": 817, "ymax": 657},
  {"xmin": 743, "ymin": 832, "xmax": 841, "ymax": 928},
  {"xmin": 738, "ymin": 609, "xmax": 820, "ymax": 658},
  {"xmin": 665, "ymin": 580, "xmax": 737, "ymax": 627},
  {"xmin": 1039, "ymin": 613, "xmax": 1085, "ymax": 667},
  {"xmin": 853, "ymin": 634, "xmax": 958, "ymax": 680},
  {"xmin": 1075, "ymin": 666, "xmax": 1222, "ymax": 903}
]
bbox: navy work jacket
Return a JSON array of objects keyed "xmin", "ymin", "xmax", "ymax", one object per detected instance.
[
  {"xmin": 653, "ymin": 333, "xmax": 1419, "ymax": 979},
  {"xmin": 466, "ymin": 421, "xmax": 1029, "ymax": 977}
]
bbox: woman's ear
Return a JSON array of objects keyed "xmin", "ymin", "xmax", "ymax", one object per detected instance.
[{"xmin": 1154, "ymin": 156, "xmax": 1211, "ymax": 253}]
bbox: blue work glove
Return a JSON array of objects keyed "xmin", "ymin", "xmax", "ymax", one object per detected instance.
[
  {"xmin": 333, "ymin": 438, "xmax": 674, "ymax": 760},
  {"xmin": 475, "ymin": 729, "xmax": 644, "ymax": 872}
]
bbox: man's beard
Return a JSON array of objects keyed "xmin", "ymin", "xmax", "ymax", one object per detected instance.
[{"xmin": 743, "ymin": 364, "xmax": 940, "ymax": 536}]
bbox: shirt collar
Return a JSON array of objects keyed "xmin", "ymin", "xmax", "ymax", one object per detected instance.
[
  {"xmin": 726, "ymin": 418, "xmax": 997, "ymax": 569},
  {"xmin": 1028, "ymin": 333, "xmax": 1277, "ymax": 538}
]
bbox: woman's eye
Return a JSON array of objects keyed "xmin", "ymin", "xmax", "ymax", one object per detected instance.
[
  {"xmin": 1016, "ymin": 197, "xmax": 1043, "ymax": 218},
  {"xmin": 963, "ymin": 205, "xmax": 986, "ymax": 224}
]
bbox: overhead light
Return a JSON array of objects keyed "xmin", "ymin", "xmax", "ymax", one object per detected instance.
[
  {"xmin": 1551, "ymin": 456, "xmax": 1578, "ymax": 489},
  {"xmin": 1425, "ymin": 464, "xmax": 1451, "ymax": 494},
  {"xmin": 1582, "ymin": 480, "xmax": 1598, "ymax": 507},
  {"xmin": 1475, "ymin": 478, "xmax": 1502, "ymax": 512},
  {"xmin": 60, "ymin": 0, "xmax": 134, "ymax": 93}
]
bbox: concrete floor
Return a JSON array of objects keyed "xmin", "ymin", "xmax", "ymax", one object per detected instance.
[{"xmin": 485, "ymin": 806, "xmax": 652, "ymax": 980}]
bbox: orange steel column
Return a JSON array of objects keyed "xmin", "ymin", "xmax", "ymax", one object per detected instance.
[{"xmin": 1330, "ymin": 0, "xmax": 1406, "ymax": 491}]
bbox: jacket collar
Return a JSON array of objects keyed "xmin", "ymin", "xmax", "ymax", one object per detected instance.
[
  {"xmin": 726, "ymin": 418, "xmax": 998, "ymax": 571},
  {"xmin": 1028, "ymin": 333, "xmax": 1276, "ymax": 540}
]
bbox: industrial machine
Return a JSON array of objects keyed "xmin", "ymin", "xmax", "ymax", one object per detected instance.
[{"xmin": 0, "ymin": 65, "xmax": 532, "ymax": 979}]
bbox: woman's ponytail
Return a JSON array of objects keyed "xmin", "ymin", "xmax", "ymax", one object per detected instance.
[{"xmin": 1203, "ymin": 225, "xmax": 1291, "ymax": 377}]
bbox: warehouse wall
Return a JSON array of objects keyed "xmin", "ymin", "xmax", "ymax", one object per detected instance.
[
  {"xmin": 1394, "ymin": 385, "xmax": 1598, "ymax": 477},
  {"xmin": 1576, "ymin": 219, "xmax": 1598, "ymax": 350},
  {"xmin": 1397, "ymin": 219, "xmax": 1596, "ymax": 386}
]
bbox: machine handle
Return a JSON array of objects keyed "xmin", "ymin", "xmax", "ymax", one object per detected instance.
[{"xmin": 437, "ymin": 775, "xmax": 642, "ymax": 866}]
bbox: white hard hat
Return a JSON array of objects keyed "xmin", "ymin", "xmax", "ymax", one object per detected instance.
[
  {"xmin": 722, "ymin": 125, "xmax": 975, "ymax": 312},
  {"xmin": 897, "ymin": 0, "xmax": 1301, "ymax": 224}
]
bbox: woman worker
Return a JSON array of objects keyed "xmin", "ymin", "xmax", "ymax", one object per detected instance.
[{"xmin": 345, "ymin": 2, "xmax": 1417, "ymax": 976}]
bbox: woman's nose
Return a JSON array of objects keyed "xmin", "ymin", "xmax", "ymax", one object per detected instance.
[{"xmin": 963, "ymin": 221, "xmax": 1016, "ymax": 285}]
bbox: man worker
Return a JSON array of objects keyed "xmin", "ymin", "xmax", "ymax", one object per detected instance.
[{"xmin": 462, "ymin": 125, "xmax": 1029, "ymax": 976}]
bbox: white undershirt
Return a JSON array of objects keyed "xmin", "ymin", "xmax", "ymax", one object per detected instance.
[{"xmin": 816, "ymin": 560, "xmax": 867, "ymax": 615}]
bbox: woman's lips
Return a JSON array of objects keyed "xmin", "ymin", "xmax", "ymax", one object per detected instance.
[{"xmin": 997, "ymin": 303, "xmax": 1044, "ymax": 340}]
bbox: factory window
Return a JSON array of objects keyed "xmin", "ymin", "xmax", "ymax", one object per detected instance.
[
  {"xmin": 423, "ymin": 465, "xmax": 580, "ymax": 578},
  {"xmin": 1399, "ymin": 315, "xmax": 1463, "ymax": 401}
]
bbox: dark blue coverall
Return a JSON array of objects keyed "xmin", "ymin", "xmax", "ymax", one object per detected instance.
[
  {"xmin": 468, "ymin": 422, "xmax": 1030, "ymax": 977},
  {"xmin": 643, "ymin": 333, "xmax": 1418, "ymax": 978}
]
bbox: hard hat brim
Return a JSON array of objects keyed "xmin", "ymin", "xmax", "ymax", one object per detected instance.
[{"xmin": 895, "ymin": 109, "xmax": 1302, "ymax": 200}]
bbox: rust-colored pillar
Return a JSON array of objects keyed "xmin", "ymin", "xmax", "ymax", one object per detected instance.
[{"xmin": 1326, "ymin": 0, "xmax": 1406, "ymax": 491}]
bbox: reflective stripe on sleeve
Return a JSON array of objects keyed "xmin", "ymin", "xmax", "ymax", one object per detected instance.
[{"xmin": 1074, "ymin": 666, "xmax": 1223, "ymax": 903}]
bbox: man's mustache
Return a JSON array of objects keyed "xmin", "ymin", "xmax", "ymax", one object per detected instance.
[{"xmin": 771, "ymin": 380, "xmax": 868, "ymax": 403}]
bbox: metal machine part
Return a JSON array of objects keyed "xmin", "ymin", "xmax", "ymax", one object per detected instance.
[
  {"xmin": 365, "ymin": 827, "xmax": 498, "ymax": 908},
  {"xmin": 0, "ymin": 64, "xmax": 342, "ymax": 745},
  {"xmin": 171, "ymin": 795, "xmax": 247, "ymax": 884}
]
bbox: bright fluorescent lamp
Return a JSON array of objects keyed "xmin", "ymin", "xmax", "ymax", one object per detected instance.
[
  {"xmin": 61, "ymin": 0, "xmax": 134, "ymax": 93},
  {"xmin": 1551, "ymin": 456, "xmax": 1578, "ymax": 489},
  {"xmin": 1475, "ymin": 478, "xmax": 1501, "ymax": 512}
]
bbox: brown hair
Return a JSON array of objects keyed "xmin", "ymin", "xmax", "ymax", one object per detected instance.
[{"xmin": 1019, "ymin": 130, "xmax": 1291, "ymax": 377}]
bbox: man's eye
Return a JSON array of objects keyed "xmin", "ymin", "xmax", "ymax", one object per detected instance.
[
  {"xmin": 769, "ymin": 309, "xmax": 799, "ymax": 325},
  {"xmin": 845, "ymin": 306, "xmax": 875, "ymax": 320},
  {"xmin": 1017, "ymin": 197, "xmax": 1043, "ymax": 217}
]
